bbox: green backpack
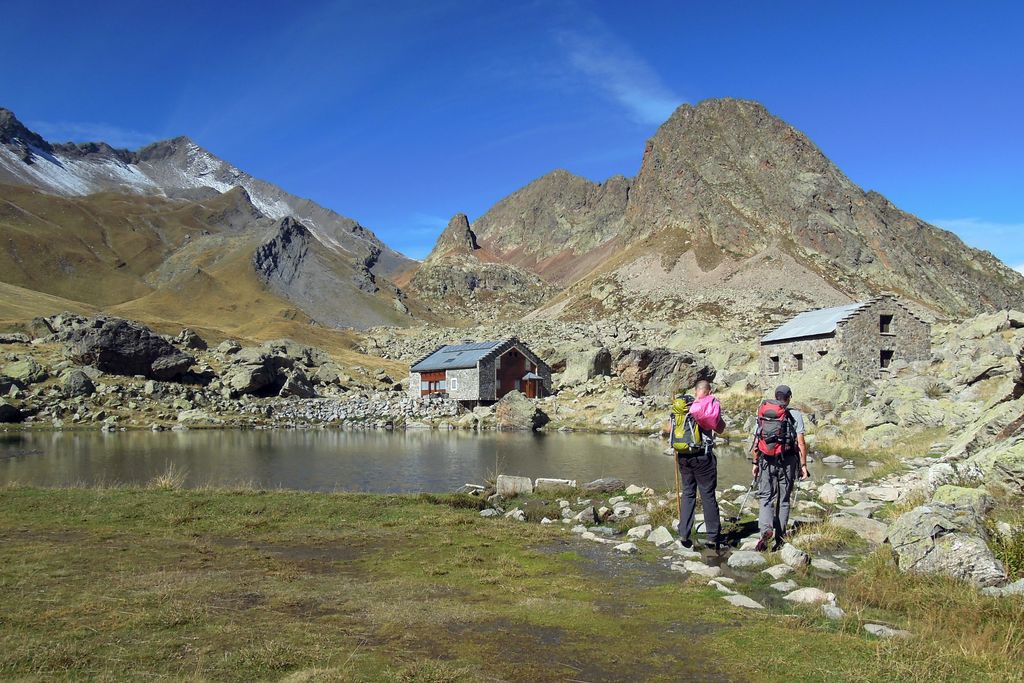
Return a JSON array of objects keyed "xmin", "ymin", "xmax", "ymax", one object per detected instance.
[{"xmin": 670, "ymin": 397, "xmax": 704, "ymax": 455}]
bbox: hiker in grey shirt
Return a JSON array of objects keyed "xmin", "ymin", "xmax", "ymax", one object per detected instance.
[{"xmin": 749, "ymin": 385, "xmax": 809, "ymax": 551}]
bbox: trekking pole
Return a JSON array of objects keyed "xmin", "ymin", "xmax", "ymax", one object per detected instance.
[
  {"xmin": 730, "ymin": 478, "xmax": 757, "ymax": 523},
  {"xmin": 673, "ymin": 454, "xmax": 682, "ymax": 529}
]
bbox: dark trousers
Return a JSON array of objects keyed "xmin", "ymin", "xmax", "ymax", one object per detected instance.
[
  {"xmin": 757, "ymin": 453, "xmax": 798, "ymax": 538},
  {"xmin": 677, "ymin": 451, "xmax": 720, "ymax": 542}
]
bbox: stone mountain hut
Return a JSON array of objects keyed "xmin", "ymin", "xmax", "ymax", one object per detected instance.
[
  {"xmin": 759, "ymin": 295, "xmax": 930, "ymax": 380},
  {"xmin": 408, "ymin": 338, "xmax": 552, "ymax": 406}
]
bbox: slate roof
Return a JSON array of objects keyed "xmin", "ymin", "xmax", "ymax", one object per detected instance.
[
  {"xmin": 410, "ymin": 340, "xmax": 506, "ymax": 372},
  {"xmin": 760, "ymin": 302, "xmax": 869, "ymax": 344}
]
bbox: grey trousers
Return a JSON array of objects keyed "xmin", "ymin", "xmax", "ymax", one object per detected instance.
[
  {"xmin": 677, "ymin": 451, "xmax": 721, "ymax": 542},
  {"xmin": 757, "ymin": 453, "xmax": 798, "ymax": 537}
]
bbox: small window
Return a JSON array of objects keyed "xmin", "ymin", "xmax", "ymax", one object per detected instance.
[
  {"xmin": 880, "ymin": 314, "xmax": 894, "ymax": 334},
  {"xmin": 420, "ymin": 381, "xmax": 428, "ymax": 390},
  {"xmin": 770, "ymin": 356, "xmax": 780, "ymax": 374},
  {"xmin": 449, "ymin": 377, "xmax": 459, "ymax": 391},
  {"xmin": 880, "ymin": 349, "xmax": 894, "ymax": 369},
  {"xmin": 794, "ymin": 353, "xmax": 804, "ymax": 371}
]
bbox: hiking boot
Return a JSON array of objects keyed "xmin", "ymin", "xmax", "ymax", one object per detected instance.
[
  {"xmin": 771, "ymin": 538, "xmax": 785, "ymax": 552},
  {"xmin": 681, "ymin": 538, "xmax": 693, "ymax": 549},
  {"xmin": 754, "ymin": 530, "xmax": 774, "ymax": 552}
]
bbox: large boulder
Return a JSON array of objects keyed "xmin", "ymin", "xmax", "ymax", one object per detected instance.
[
  {"xmin": 0, "ymin": 399, "xmax": 24, "ymax": 423},
  {"xmin": 261, "ymin": 339, "xmax": 331, "ymax": 368},
  {"xmin": 224, "ymin": 364, "xmax": 278, "ymax": 395},
  {"xmin": 2, "ymin": 358, "xmax": 48, "ymax": 385},
  {"xmin": 61, "ymin": 369, "xmax": 95, "ymax": 398},
  {"xmin": 887, "ymin": 503, "xmax": 1006, "ymax": 588},
  {"xmin": 561, "ymin": 346, "xmax": 613, "ymax": 387},
  {"xmin": 65, "ymin": 318, "xmax": 194, "ymax": 380},
  {"xmin": 613, "ymin": 347, "xmax": 715, "ymax": 396},
  {"xmin": 495, "ymin": 391, "xmax": 549, "ymax": 430}
]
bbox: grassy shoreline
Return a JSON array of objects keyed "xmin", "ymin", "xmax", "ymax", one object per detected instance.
[{"xmin": 1, "ymin": 486, "xmax": 1021, "ymax": 682}]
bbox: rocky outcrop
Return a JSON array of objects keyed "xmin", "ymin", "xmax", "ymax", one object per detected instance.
[
  {"xmin": 887, "ymin": 502, "xmax": 1006, "ymax": 588},
  {"xmin": 424, "ymin": 213, "xmax": 478, "ymax": 262},
  {"xmin": 65, "ymin": 318, "xmax": 194, "ymax": 381},
  {"xmin": 612, "ymin": 347, "xmax": 715, "ymax": 396}
]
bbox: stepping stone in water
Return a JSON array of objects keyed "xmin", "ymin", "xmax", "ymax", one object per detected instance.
[
  {"xmin": 727, "ymin": 551, "xmax": 768, "ymax": 569},
  {"xmin": 722, "ymin": 594, "xmax": 764, "ymax": 610},
  {"xmin": 683, "ymin": 561, "xmax": 721, "ymax": 579}
]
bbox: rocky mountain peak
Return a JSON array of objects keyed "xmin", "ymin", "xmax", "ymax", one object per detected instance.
[
  {"xmin": 0, "ymin": 107, "xmax": 52, "ymax": 157},
  {"xmin": 425, "ymin": 213, "xmax": 478, "ymax": 262}
]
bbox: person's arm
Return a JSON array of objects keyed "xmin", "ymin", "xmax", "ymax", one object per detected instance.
[{"xmin": 797, "ymin": 433, "xmax": 809, "ymax": 479}]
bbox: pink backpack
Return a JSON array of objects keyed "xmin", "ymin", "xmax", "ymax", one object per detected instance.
[{"xmin": 689, "ymin": 395, "xmax": 722, "ymax": 433}]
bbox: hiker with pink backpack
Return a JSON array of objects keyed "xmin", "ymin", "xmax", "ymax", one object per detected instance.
[
  {"xmin": 750, "ymin": 385, "xmax": 809, "ymax": 551},
  {"xmin": 667, "ymin": 379, "xmax": 727, "ymax": 552}
]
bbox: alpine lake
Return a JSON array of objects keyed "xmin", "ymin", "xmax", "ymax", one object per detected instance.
[{"xmin": 0, "ymin": 428, "xmax": 874, "ymax": 492}]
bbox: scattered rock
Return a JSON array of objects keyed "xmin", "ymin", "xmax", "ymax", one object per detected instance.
[
  {"xmin": 614, "ymin": 542, "xmax": 639, "ymax": 554},
  {"xmin": 627, "ymin": 524, "xmax": 652, "ymax": 539},
  {"xmin": 722, "ymin": 594, "xmax": 764, "ymax": 610},
  {"xmin": 495, "ymin": 391, "xmax": 549, "ymax": 430},
  {"xmin": 646, "ymin": 526, "xmax": 675, "ymax": 546},
  {"xmin": 2, "ymin": 358, "xmax": 48, "ymax": 385},
  {"xmin": 708, "ymin": 580, "xmax": 736, "ymax": 594},
  {"xmin": 535, "ymin": 477, "xmax": 576, "ymax": 492},
  {"xmin": 783, "ymin": 587, "xmax": 834, "ymax": 605},
  {"xmin": 770, "ymin": 580, "xmax": 799, "ymax": 592},
  {"xmin": 810, "ymin": 558, "xmax": 847, "ymax": 574},
  {"xmin": 582, "ymin": 477, "xmax": 625, "ymax": 494},
  {"xmin": 61, "ymin": 369, "xmax": 95, "ymax": 398},
  {"xmin": 174, "ymin": 328, "xmax": 208, "ymax": 350},
  {"xmin": 762, "ymin": 564, "xmax": 794, "ymax": 580},
  {"xmin": 781, "ymin": 543, "xmax": 811, "ymax": 568},
  {"xmin": 496, "ymin": 475, "xmax": 533, "ymax": 498},
  {"xmin": 821, "ymin": 604, "xmax": 846, "ymax": 620},
  {"xmin": 0, "ymin": 399, "xmax": 24, "ymax": 423},
  {"xmin": 863, "ymin": 624, "xmax": 911, "ymax": 639}
]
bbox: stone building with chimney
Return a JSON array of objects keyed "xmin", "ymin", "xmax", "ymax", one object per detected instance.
[{"xmin": 759, "ymin": 295, "xmax": 930, "ymax": 380}]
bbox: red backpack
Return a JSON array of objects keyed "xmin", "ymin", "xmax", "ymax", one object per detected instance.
[{"xmin": 755, "ymin": 400, "xmax": 795, "ymax": 457}]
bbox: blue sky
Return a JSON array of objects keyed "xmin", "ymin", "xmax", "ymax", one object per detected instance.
[{"xmin": 2, "ymin": 1, "xmax": 1022, "ymax": 263}]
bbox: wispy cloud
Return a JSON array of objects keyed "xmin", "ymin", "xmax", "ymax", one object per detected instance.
[
  {"xmin": 28, "ymin": 120, "xmax": 159, "ymax": 150},
  {"xmin": 930, "ymin": 217, "xmax": 1024, "ymax": 270},
  {"xmin": 556, "ymin": 18, "xmax": 684, "ymax": 125}
]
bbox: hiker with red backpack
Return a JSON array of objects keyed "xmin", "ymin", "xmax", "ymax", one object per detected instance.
[
  {"xmin": 667, "ymin": 379, "xmax": 728, "ymax": 551},
  {"xmin": 750, "ymin": 385, "xmax": 809, "ymax": 551}
]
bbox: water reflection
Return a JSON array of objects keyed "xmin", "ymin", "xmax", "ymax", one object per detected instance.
[{"xmin": 0, "ymin": 430, "xmax": 872, "ymax": 493}]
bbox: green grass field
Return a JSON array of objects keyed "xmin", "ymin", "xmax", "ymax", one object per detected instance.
[{"xmin": 0, "ymin": 486, "xmax": 1020, "ymax": 682}]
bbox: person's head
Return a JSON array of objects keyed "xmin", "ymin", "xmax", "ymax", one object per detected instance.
[
  {"xmin": 694, "ymin": 379, "xmax": 712, "ymax": 398},
  {"xmin": 775, "ymin": 384, "xmax": 793, "ymax": 405}
]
